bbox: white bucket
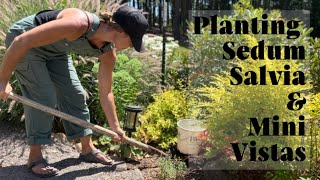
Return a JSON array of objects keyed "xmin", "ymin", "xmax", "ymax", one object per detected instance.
[{"xmin": 177, "ymin": 119, "xmax": 206, "ymax": 155}]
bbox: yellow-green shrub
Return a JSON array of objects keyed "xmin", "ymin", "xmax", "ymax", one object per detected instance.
[
  {"xmin": 187, "ymin": 1, "xmax": 314, "ymax": 171},
  {"xmin": 136, "ymin": 90, "xmax": 198, "ymax": 150},
  {"xmin": 195, "ymin": 34, "xmax": 312, "ymax": 170}
]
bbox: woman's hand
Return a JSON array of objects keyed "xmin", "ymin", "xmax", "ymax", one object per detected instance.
[
  {"xmin": 111, "ymin": 126, "xmax": 126, "ymax": 142},
  {"xmin": 0, "ymin": 79, "xmax": 12, "ymax": 100}
]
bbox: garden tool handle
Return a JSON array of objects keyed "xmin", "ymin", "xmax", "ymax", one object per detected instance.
[{"xmin": 8, "ymin": 92, "xmax": 168, "ymax": 157}]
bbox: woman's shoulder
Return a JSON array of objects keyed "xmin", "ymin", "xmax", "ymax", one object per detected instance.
[
  {"xmin": 56, "ymin": 8, "xmax": 84, "ymax": 19},
  {"xmin": 57, "ymin": 8, "xmax": 95, "ymax": 30},
  {"xmin": 54, "ymin": 8, "xmax": 96, "ymax": 39}
]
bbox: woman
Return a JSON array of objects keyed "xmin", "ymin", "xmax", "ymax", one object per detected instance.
[{"xmin": 0, "ymin": 4, "xmax": 148, "ymax": 178}]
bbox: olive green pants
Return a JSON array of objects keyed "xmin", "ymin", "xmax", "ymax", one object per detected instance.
[{"xmin": 6, "ymin": 37, "xmax": 93, "ymax": 145}]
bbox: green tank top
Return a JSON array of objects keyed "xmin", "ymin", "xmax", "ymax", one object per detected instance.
[{"xmin": 7, "ymin": 13, "xmax": 115, "ymax": 57}]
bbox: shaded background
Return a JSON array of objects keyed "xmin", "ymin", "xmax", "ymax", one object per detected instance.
[{"xmin": 121, "ymin": 0, "xmax": 317, "ymax": 41}]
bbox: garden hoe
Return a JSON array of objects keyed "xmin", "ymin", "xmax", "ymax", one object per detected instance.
[{"xmin": 8, "ymin": 92, "xmax": 168, "ymax": 157}]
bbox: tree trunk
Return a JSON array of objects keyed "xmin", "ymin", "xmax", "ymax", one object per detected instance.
[
  {"xmin": 159, "ymin": 0, "xmax": 162, "ymax": 33},
  {"xmin": 173, "ymin": 0, "xmax": 181, "ymax": 40},
  {"xmin": 311, "ymin": 0, "xmax": 320, "ymax": 37},
  {"xmin": 214, "ymin": 0, "xmax": 219, "ymax": 9},
  {"xmin": 181, "ymin": 0, "xmax": 192, "ymax": 38},
  {"xmin": 263, "ymin": 0, "xmax": 270, "ymax": 9},
  {"xmin": 208, "ymin": 0, "xmax": 213, "ymax": 9},
  {"xmin": 181, "ymin": 0, "xmax": 186, "ymax": 36},
  {"xmin": 147, "ymin": 0, "xmax": 152, "ymax": 26},
  {"xmin": 153, "ymin": 0, "xmax": 156, "ymax": 26},
  {"xmin": 147, "ymin": 0, "xmax": 152, "ymax": 27},
  {"xmin": 171, "ymin": 0, "xmax": 174, "ymax": 31},
  {"xmin": 167, "ymin": 0, "xmax": 170, "ymax": 28}
]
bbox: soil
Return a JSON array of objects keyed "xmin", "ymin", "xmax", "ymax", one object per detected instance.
[{"xmin": 0, "ymin": 121, "xmax": 161, "ymax": 180}]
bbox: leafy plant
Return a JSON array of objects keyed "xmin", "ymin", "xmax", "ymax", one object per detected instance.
[
  {"xmin": 310, "ymin": 37, "xmax": 320, "ymax": 93},
  {"xmin": 113, "ymin": 53, "xmax": 142, "ymax": 121},
  {"xmin": 75, "ymin": 52, "xmax": 143, "ymax": 126},
  {"xmin": 135, "ymin": 90, "xmax": 199, "ymax": 150},
  {"xmin": 120, "ymin": 35, "xmax": 178, "ymax": 107},
  {"xmin": 95, "ymin": 135, "xmax": 143, "ymax": 159},
  {"xmin": 158, "ymin": 157, "xmax": 186, "ymax": 180},
  {"xmin": 166, "ymin": 47, "xmax": 191, "ymax": 89},
  {"xmin": 304, "ymin": 93, "xmax": 320, "ymax": 177}
]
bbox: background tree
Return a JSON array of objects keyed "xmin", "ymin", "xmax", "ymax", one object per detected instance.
[{"xmin": 123, "ymin": 0, "xmax": 316, "ymax": 43}]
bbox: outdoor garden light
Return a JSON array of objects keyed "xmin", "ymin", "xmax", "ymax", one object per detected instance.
[{"xmin": 123, "ymin": 105, "xmax": 143, "ymax": 137}]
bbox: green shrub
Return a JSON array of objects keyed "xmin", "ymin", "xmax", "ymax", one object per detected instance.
[
  {"xmin": 310, "ymin": 38, "xmax": 320, "ymax": 93},
  {"xmin": 95, "ymin": 135, "xmax": 143, "ymax": 159},
  {"xmin": 76, "ymin": 53, "xmax": 142, "ymax": 125},
  {"xmin": 113, "ymin": 70, "xmax": 139, "ymax": 122},
  {"xmin": 76, "ymin": 54, "xmax": 144, "ymax": 158},
  {"xmin": 196, "ymin": 55, "xmax": 311, "ymax": 169},
  {"xmin": 166, "ymin": 47, "xmax": 191, "ymax": 89},
  {"xmin": 113, "ymin": 53, "xmax": 142, "ymax": 122},
  {"xmin": 136, "ymin": 90, "xmax": 199, "ymax": 150},
  {"xmin": 125, "ymin": 35, "xmax": 180, "ymax": 107},
  {"xmin": 304, "ymin": 93, "xmax": 320, "ymax": 177}
]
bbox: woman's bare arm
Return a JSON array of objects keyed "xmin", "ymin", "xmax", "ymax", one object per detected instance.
[
  {"xmin": 97, "ymin": 50, "xmax": 120, "ymax": 129},
  {"xmin": 0, "ymin": 8, "xmax": 89, "ymax": 83}
]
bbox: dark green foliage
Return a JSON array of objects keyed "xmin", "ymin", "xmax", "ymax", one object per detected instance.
[
  {"xmin": 166, "ymin": 47, "xmax": 191, "ymax": 89},
  {"xmin": 96, "ymin": 135, "xmax": 143, "ymax": 159},
  {"xmin": 310, "ymin": 38, "xmax": 320, "ymax": 92},
  {"xmin": 74, "ymin": 53, "xmax": 142, "ymax": 126}
]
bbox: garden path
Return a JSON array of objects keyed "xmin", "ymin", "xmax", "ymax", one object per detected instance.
[{"xmin": 0, "ymin": 121, "xmax": 159, "ymax": 180}]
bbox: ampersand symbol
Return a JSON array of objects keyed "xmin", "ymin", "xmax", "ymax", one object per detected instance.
[{"xmin": 287, "ymin": 92, "xmax": 306, "ymax": 111}]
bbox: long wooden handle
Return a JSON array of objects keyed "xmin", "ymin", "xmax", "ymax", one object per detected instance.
[{"xmin": 8, "ymin": 92, "xmax": 168, "ymax": 157}]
